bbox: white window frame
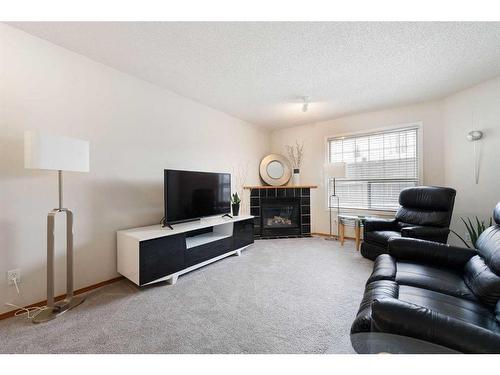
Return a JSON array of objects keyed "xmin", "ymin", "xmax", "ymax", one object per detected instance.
[{"xmin": 324, "ymin": 122, "xmax": 424, "ymax": 215}]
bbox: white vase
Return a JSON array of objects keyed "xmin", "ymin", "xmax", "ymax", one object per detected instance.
[{"xmin": 292, "ymin": 169, "xmax": 300, "ymax": 186}]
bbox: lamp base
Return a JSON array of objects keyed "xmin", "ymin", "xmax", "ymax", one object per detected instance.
[{"xmin": 32, "ymin": 296, "xmax": 85, "ymax": 324}]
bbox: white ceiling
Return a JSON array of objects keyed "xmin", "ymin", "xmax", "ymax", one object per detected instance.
[{"xmin": 8, "ymin": 22, "xmax": 500, "ymax": 129}]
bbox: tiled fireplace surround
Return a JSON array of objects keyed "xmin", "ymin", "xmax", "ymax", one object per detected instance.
[{"xmin": 248, "ymin": 187, "xmax": 312, "ymax": 239}]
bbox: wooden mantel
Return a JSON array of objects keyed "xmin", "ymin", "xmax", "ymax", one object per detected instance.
[{"xmin": 243, "ymin": 185, "xmax": 318, "ymax": 189}]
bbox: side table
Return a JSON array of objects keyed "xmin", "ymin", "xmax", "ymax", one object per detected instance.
[{"xmin": 338, "ymin": 215, "xmax": 371, "ymax": 251}]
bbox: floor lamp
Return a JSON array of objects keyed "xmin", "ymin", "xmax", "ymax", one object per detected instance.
[
  {"xmin": 24, "ymin": 131, "xmax": 90, "ymax": 323},
  {"xmin": 324, "ymin": 162, "xmax": 346, "ymax": 241}
]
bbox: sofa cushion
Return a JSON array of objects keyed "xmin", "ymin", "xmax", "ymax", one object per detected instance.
[
  {"xmin": 398, "ymin": 285, "xmax": 499, "ymax": 333},
  {"xmin": 395, "ymin": 262, "xmax": 478, "ymax": 302},
  {"xmin": 364, "ymin": 230, "xmax": 401, "ymax": 246},
  {"xmin": 366, "ymin": 255, "xmax": 478, "ymax": 302},
  {"xmin": 464, "ymin": 255, "xmax": 500, "ymax": 307},
  {"xmin": 351, "ymin": 280, "xmax": 399, "ymax": 334}
]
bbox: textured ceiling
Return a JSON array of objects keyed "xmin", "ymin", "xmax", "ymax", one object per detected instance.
[{"xmin": 8, "ymin": 22, "xmax": 500, "ymax": 128}]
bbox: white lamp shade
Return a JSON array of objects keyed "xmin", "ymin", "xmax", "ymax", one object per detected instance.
[
  {"xmin": 324, "ymin": 162, "xmax": 346, "ymax": 178},
  {"xmin": 24, "ymin": 131, "xmax": 89, "ymax": 172}
]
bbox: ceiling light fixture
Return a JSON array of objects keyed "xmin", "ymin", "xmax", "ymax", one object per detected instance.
[{"xmin": 302, "ymin": 96, "xmax": 310, "ymax": 112}]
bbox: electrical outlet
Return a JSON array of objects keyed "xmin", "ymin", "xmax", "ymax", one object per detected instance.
[{"xmin": 7, "ymin": 269, "xmax": 21, "ymax": 286}]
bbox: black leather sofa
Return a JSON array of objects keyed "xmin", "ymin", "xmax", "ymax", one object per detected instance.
[
  {"xmin": 351, "ymin": 203, "xmax": 500, "ymax": 353},
  {"xmin": 361, "ymin": 186, "xmax": 456, "ymax": 260}
]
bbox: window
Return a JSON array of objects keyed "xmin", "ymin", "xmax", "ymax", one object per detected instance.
[{"xmin": 327, "ymin": 126, "xmax": 420, "ymax": 211}]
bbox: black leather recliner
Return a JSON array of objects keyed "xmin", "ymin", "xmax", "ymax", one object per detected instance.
[
  {"xmin": 361, "ymin": 186, "xmax": 456, "ymax": 260},
  {"xmin": 351, "ymin": 203, "xmax": 500, "ymax": 353}
]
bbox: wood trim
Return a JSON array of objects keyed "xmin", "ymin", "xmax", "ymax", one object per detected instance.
[
  {"xmin": 0, "ymin": 276, "xmax": 124, "ymax": 321},
  {"xmin": 311, "ymin": 232, "xmax": 356, "ymax": 240},
  {"xmin": 243, "ymin": 185, "xmax": 317, "ymax": 189}
]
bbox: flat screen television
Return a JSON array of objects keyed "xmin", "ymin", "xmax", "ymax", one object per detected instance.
[{"xmin": 164, "ymin": 169, "xmax": 231, "ymax": 224}]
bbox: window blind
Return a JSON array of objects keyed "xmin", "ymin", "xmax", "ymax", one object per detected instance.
[{"xmin": 327, "ymin": 126, "xmax": 419, "ymax": 211}]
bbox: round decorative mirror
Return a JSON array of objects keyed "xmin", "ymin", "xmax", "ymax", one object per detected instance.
[
  {"xmin": 267, "ymin": 160, "xmax": 284, "ymax": 179},
  {"xmin": 259, "ymin": 154, "xmax": 292, "ymax": 186}
]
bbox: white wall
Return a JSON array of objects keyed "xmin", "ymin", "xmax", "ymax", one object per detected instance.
[
  {"xmin": 443, "ymin": 76, "xmax": 500, "ymax": 244},
  {"xmin": 0, "ymin": 24, "xmax": 270, "ymax": 314},
  {"xmin": 270, "ymin": 101, "xmax": 445, "ymax": 235}
]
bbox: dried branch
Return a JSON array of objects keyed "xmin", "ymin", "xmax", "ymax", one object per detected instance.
[
  {"xmin": 231, "ymin": 160, "xmax": 250, "ymax": 213},
  {"xmin": 285, "ymin": 141, "xmax": 304, "ymax": 169}
]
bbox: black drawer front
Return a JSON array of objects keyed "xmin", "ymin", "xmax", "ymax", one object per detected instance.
[
  {"xmin": 233, "ymin": 219, "xmax": 254, "ymax": 249},
  {"xmin": 139, "ymin": 234, "xmax": 186, "ymax": 285},
  {"xmin": 185, "ymin": 237, "xmax": 233, "ymax": 267}
]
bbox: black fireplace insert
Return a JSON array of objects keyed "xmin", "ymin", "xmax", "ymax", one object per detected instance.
[
  {"xmin": 250, "ymin": 187, "xmax": 311, "ymax": 239},
  {"xmin": 261, "ymin": 197, "xmax": 301, "ymax": 236}
]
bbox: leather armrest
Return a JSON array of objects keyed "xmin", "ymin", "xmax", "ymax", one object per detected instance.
[
  {"xmin": 400, "ymin": 226, "xmax": 450, "ymax": 242},
  {"xmin": 371, "ymin": 298, "xmax": 500, "ymax": 354},
  {"xmin": 387, "ymin": 237, "xmax": 476, "ymax": 269},
  {"xmin": 363, "ymin": 218, "xmax": 397, "ymax": 233}
]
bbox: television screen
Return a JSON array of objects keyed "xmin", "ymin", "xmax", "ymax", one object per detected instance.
[{"xmin": 164, "ymin": 169, "xmax": 231, "ymax": 224}]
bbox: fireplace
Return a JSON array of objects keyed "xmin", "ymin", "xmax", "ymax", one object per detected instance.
[
  {"xmin": 246, "ymin": 186, "xmax": 315, "ymax": 239},
  {"xmin": 261, "ymin": 197, "xmax": 301, "ymax": 237}
]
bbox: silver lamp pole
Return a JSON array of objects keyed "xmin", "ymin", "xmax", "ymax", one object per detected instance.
[
  {"xmin": 24, "ymin": 131, "xmax": 90, "ymax": 324},
  {"xmin": 326, "ymin": 178, "xmax": 341, "ymax": 241},
  {"xmin": 32, "ymin": 170, "xmax": 86, "ymax": 323},
  {"xmin": 324, "ymin": 162, "xmax": 346, "ymax": 241}
]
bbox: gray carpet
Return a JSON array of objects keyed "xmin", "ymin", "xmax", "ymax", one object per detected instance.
[{"xmin": 0, "ymin": 237, "xmax": 372, "ymax": 353}]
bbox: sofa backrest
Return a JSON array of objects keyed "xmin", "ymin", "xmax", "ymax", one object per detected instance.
[
  {"xmin": 464, "ymin": 202, "xmax": 500, "ymax": 308},
  {"xmin": 395, "ymin": 186, "xmax": 456, "ymax": 227}
]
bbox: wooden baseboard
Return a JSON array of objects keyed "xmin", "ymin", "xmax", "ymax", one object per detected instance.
[
  {"xmin": 0, "ymin": 276, "xmax": 124, "ymax": 321},
  {"xmin": 312, "ymin": 232, "xmax": 356, "ymax": 240}
]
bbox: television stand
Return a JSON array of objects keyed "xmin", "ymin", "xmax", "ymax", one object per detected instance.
[
  {"xmin": 117, "ymin": 215, "xmax": 254, "ymax": 286},
  {"xmin": 222, "ymin": 213, "xmax": 233, "ymax": 219}
]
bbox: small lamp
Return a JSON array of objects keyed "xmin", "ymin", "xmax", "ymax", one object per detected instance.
[
  {"xmin": 24, "ymin": 131, "xmax": 89, "ymax": 323},
  {"xmin": 324, "ymin": 162, "xmax": 346, "ymax": 240}
]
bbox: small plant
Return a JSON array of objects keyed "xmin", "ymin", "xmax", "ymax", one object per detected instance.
[
  {"xmin": 231, "ymin": 192, "xmax": 241, "ymax": 216},
  {"xmin": 452, "ymin": 216, "xmax": 492, "ymax": 248},
  {"xmin": 231, "ymin": 192, "xmax": 241, "ymax": 205}
]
